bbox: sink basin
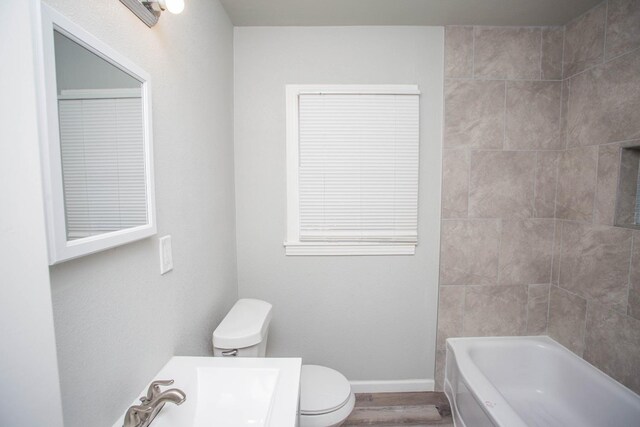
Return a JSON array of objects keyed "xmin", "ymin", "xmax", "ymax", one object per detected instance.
[
  {"xmin": 113, "ymin": 357, "xmax": 301, "ymax": 427},
  {"xmin": 195, "ymin": 367, "xmax": 279, "ymax": 426}
]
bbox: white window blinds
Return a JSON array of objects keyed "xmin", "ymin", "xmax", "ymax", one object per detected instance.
[
  {"xmin": 58, "ymin": 91, "xmax": 147, "ymax": 240},
  {"xmin": 297, "ymin": 93, "xmax": 419, "ymax": 242}
]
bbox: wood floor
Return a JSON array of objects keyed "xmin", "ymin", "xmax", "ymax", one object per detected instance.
[{"xmin": 343, "ymin": 392, "xmax": 453, "ymax": 426}]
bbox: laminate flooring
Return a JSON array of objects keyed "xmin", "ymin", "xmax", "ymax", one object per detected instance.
[{"xmin": 343, "ymin": 392, "xmax": 454, "ymax": 426}]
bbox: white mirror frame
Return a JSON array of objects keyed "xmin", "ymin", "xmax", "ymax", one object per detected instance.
[{"xmin": 38, "ymin": 5, "xmax": 156, "ymax": 265}]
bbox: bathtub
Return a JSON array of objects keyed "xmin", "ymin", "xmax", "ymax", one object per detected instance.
[{"xmin": 444, "ymin": 336, "xmax": 640, "ymax": 427}]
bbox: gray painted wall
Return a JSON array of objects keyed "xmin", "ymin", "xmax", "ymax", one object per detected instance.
[
  {"xmin": 234, "ymin": 26, "xmax": 443, "ymax": 382},
  {"xmin": 44, "ymin": 1, "xmax": 238, "ymax": 426},
  {"xmin": 0, "ymin": 1, "xmax": 64, "ymax": 426}
]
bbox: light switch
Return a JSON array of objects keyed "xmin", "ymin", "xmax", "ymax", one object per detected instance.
[{"xmin": 159, "ymin": 235, "xmax": 173, "ymax": 275}]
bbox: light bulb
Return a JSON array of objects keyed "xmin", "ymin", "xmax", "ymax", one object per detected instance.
[{"xmin": 162, "ymin": 0, "xmax": 184, "ymax": 14}]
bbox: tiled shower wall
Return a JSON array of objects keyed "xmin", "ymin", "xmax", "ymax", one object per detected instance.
[
  {"xmin": 435, "ymin": 0, "xmax": 640, "ymax": 393},
  {"xmin": 547, "ymin": 0, "xmax": 640, "ymax": 394},
  {"xmin": 435, "ymin": 23, "xmax": 565, "ymax": 389}
]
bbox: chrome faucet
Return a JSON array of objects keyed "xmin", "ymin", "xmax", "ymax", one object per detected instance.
[{"xmin": 123, "ymin": 380, "xmax": 186, "ymax": 427}]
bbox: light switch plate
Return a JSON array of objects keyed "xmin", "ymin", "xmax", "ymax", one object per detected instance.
[{"xmin": 159, "ymin": 235, "xmax": 173, "ymax": 275}]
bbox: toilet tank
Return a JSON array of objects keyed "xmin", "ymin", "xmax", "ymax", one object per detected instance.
[{"xmin": 213, "ymin": 299, "xmax": 272, "ymax": 357}]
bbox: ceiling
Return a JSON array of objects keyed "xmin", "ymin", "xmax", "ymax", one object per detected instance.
[{"xmin": 219, "ymin": 0, "xmax": 601, "ymax": 27}]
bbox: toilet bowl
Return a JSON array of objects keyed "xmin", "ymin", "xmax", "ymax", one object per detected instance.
[
  {"xmin": 213, "ymin": 299, "xmax": 354, "ymax": 427},
  {"xmin": 299, "ymin": 365, "xmax": 355, "ymax": 427}
]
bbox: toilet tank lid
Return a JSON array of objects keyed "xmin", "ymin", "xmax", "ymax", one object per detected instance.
[{"xmin": 213, "ymin": 299, "xmax": 273, "ymax": 349}]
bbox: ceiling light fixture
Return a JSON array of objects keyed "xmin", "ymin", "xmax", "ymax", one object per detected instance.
[{"xmin": 120, "ymin": 0, "xmax": 184, "ymax": 27}]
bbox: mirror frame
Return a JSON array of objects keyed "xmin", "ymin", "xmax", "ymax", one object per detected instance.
[{"xmin": 39, "ymin": 4, "xmax": 156, "ymax": 265}]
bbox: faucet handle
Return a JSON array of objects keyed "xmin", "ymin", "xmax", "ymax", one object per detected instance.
[{"xmin": 140, "ymin": 379, "xmax": 175, "ymax": 404}]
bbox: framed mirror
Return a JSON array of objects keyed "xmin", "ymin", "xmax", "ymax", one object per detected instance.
[{"xmin": 39, "ymin": 5, "xmax": 156, "ymax": 264}]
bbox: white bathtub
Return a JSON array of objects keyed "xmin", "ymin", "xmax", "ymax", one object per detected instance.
[{"xmin": 444, "ymin": 336, "xmax": 640, "ymax": 427}]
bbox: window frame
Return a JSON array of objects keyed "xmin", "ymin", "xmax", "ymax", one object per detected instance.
[{"xmin": 284, "ymin": 84, "xmax": 420, "ymax": 256}]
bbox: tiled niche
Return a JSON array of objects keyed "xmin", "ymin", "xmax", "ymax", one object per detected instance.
[{"xmin": 615, "ymin": 144, "xmax": 640, "ymax": 229}]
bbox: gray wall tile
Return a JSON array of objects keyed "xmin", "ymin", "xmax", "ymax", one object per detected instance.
[
  {"xmin": 442, "ymin": 149, "xmax": 469, "ymax": 218},
  {"xmin": 440, "ymin": 220, "xmax": 500, "ymax": 285},
  {"xmin": 541, "ymin": 27, "xmax": 565, "ymax": 80},
  {"xmin": 567, "ymin": 48, "xmax": 640, "ymax": 147},
  {"xmin": 445, "ymin": 26, "xmax": 474, "ymax": 78},
  {"xmin": 463, "ymin": 285, "xmax": 528, "ymax": 336},
  {"xmin": 534, "ymin": 151, "xmax": 561, "ymax": 218},
  {"xmin": 563, "ymin": 2, "xmax": 606, "ymax": 77},
  {"xmin": 559, "ymin": 221, "xmax": 632, "ymax": 307},
  {"xmin": 556, "ymin": 146, "xmax": 598, "ymax": 221},
  {"xmin": 594, "ymin": 143, "xmax": 623, "ymax": 225},
  {"xmin": 469, "ymin": 151, "xmax": 536, "ymax": 218},
  {"xmin": 527, "ymin": 284, "xmax": 551, "ymax": 334},
  {"xmin": 436, "ymin": 286, "xmax": 465, "ymax": 352},
  {"xmin": 548, "ymin": 286, "xmax": 587, "ymax": 355},
  {"xmin": 474, "ymin": 27, "xmax": 542, "ymax": 80},
  {"xmin": 444, "ymin": 80, "xmax": 505, "ymax": 149},
  {"xmin": 606, "ymin": 0, "xmax": 640, "ymax": 60},
  {"xmin": 499, "ymin": 220, "xmax": 555, "ymax": 285},
  {"xmin": 584, "ymin": 302, "xmax": 640, "ymax": 394},
  {"xmin": 505, "ymin": 81, "xmax": 562, "ymax": 150}
]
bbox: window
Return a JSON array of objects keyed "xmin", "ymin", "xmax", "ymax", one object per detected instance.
[{"xmin": 285, "ymin": 85, "xmax": 420, "ymax": 255}]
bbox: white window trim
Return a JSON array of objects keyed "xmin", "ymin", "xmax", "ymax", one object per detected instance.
[{"xmin": 284, "ymin": 84, "xmax": 420, "ymax": 256}]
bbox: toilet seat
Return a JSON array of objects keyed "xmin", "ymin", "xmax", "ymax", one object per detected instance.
[
  {"xmin": 300, "ymin": 365, "xmax": 351, "ymax": 415},
  {"xmin": 300, "ymin": 365, "xmax": 355, "ymax": 427}
]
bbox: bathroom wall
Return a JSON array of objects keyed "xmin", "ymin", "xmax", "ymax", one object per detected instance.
[
  {"xmin": 435, "ymin": 24, "xmax": 565, "ymax": 388},
  {"xmin": 44, "ymin": 1, "xmax": 238, "ymax": 426},
  {"xmin": 547, "ymin": 0, "xmax": 640, "ymax": 394},
  {"xmin": 234, "ymin": 27, "xmax": 444, "ymax": 383},
  {"xmin": 0, "ymin": 0, "xmax": 64, "ymax": 425}
]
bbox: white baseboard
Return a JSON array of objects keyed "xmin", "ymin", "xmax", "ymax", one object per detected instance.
[{"xmin": 349, "ymin": 379, "xmax": 435, "ymax": 393}]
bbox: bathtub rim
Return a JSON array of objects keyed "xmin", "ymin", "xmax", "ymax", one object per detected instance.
[{"xmin": 444, "ymin": 335, "xmax": 640, "ymax": 427}]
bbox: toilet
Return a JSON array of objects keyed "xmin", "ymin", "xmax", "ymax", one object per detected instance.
[{"xmin": 213, "ymin": 299, "xmax": 355, "ymax": 427}]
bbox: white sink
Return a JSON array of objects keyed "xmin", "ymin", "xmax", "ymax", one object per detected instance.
[{"xmin": 113, "ymin": 357, "xmax": 302, "ymax": 427}]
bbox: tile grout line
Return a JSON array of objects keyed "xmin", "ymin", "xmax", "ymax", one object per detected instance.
[
  {"xmin": 445, "ymin": 77, "xmax": 562, "ymax": 82},
  {"xmin": 466, "ymin": 148, "xmax": 471, "ymax": 219},
  {"xmin": 581, "ymin": 299, "xmax": 590, "ymax": 357},
  {"xmin": 502, "ymin": 80, "xmax": 507, "ymax": 150},
  {"xmin": 603, "ymin": 0, "xmax": 608, "ymax": 63},
  {"xmin": 545, "ymin": 282, "xmax": 552, "ymax": 335},
  {"xmin": 626, "ymin": 232, "xmax": 634, "ymax": 317},
  {"xmin": 533, "ymin": 151, "xmax": 539, "ymax": 217},
  {"xmin": 496, "ymin": 218, "xmax": 504, "ymax": 286},
  {"xmin": 592, "ymin": 146, "xmax": 601, "ymax": 222},
  {"xmin": 561, "ymin": 25, "xmax": 566, "ymax": 80},
  {"xmin": 563, "ymin": 44, "xmax": 640, "ymax": 81},
  {"xmin": 471, "ymin": 26, "xmax": 476, "ymax": 79},
  {"xmin": 549, "ymin": 212, "xmax": 557, "ymax": 284},
  {"xmin": 461, "ymin": 285, "xmax": 467, "ymax": 336},
  {"xmin": 539, "ymin": 28, "xmax": 543, "ymax": 80},
  {"xmin": 441, "ymin": 146, "xmax": 567, "ymax": 152},
  {"xmin": 525, "ymin": 283, "xmax": 531, "ymax": 334}
]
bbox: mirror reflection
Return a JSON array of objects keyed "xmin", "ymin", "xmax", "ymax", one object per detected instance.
[{"xmin": 53, "ymin": 30, "xmax": 148, "ymax": 240}]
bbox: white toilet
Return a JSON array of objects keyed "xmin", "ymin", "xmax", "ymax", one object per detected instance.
[{"xmin": 213, "ymin": 299, "xmax": 355, "ymax": 427}]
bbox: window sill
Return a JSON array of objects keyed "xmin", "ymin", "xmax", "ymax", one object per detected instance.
[{"xmin": 283, "ymin": 242, "xmax": 416, "ymax": 256}]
